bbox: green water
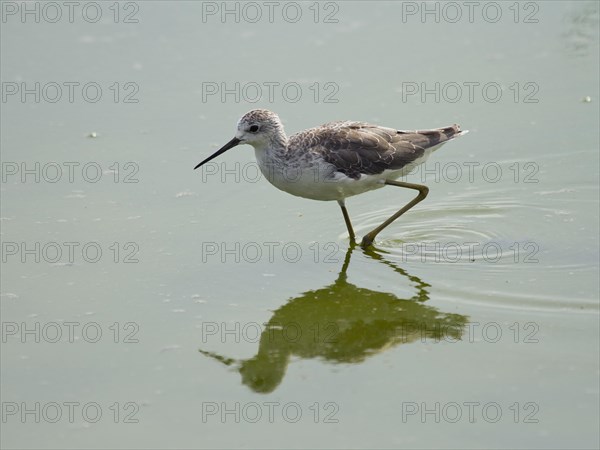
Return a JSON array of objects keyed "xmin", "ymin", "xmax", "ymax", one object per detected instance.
[{"xmin": 1, "ymin": 1, "xmax": 598, "ymax": 448}]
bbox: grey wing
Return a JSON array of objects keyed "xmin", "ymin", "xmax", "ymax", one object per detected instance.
[{"xmin": 292, "ymin": 122, "xmax": 462, "ymax": 179}]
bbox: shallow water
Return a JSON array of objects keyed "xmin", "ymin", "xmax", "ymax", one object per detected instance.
[{"xmin": 1, "ymin": 1, "xmax": 599, "ymax": 449}]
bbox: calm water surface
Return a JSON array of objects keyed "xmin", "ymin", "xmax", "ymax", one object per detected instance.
[{"xmin": 1, "ymin": 1, "xmax": 598, "ymax": 448}]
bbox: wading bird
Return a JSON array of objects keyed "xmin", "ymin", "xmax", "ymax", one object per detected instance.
[{"xmin": 194, "ymin": 109, "xmax": 467, "ymax": 247}]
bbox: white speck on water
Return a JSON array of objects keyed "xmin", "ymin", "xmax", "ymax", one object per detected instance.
[
  {"xmin": 1, "ymin": 293, "xmax": 19, "ymax": 299},
  {"xmin": 535, "ymin": 188, "xmax": 575, "ymax": 195},
  {"xmin": 175, "ymin": 190, "xmax": 196, "ymax": 198},
  {"xmin": 171, "ymin": 309, "xmax": 185, "ymax": 313},
  {"xmin": 160, "ymin": 345, "xmax": 181, "ymax": 352},
  {"xmin": 191, "ymin": 295, "xmax": 207, "ymax": 303}
]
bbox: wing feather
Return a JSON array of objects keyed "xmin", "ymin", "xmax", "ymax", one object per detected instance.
[{"xmin": 289, "ymin": 122, "xmax": 462, "ymax": 179}]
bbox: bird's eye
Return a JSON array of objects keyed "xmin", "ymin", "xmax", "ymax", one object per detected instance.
[{"xmin": 249, "ymin": 125, "xmax": 259, "ymax": 133}]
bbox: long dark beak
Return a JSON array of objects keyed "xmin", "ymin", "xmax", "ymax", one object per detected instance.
[{"xmin": 194, "ymin": 137, "xmax": 241, "ymax": 170}]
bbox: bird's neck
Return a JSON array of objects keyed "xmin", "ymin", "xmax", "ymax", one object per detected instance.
[
  {"xmin": 253, "ymin": 134, "xmax": 291, "ymax": 183},
  {"xmin": 254, "ymin": 131, "xmax": 288, "ymax": 156},
  {"xmin": 270, "ymin": 129, "xmax": 288, "ymax": 153}
]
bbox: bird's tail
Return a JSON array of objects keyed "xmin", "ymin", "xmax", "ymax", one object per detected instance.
[{"xmin": 416, "ymin": 124, "xmax": 468, "ymax": 141}]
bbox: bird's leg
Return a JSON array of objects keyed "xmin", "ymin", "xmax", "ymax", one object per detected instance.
[
  {"xmin": 361, "ymin": 180, "xmax": 429, "ymax": 248},
  {"xmin": 337, "ymin": 199, "xmax": 356, "ymax": 244}
]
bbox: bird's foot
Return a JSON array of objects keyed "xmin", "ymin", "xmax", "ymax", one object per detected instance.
[{"xmin": 360, "ymin": 234, "xmax": 375, "ymax": 248}]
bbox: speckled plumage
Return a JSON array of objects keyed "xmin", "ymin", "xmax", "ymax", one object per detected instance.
[
  {"xmin": 290, "ymin": 120, "xmax": 462, "ymax": 180},
  {"xmin": 194, "ymin": 109, "xmax": 468, "ymax": 245},
  {"xmin": 219, "ymin": 109, "xmax": 466, "ymax": 201}
]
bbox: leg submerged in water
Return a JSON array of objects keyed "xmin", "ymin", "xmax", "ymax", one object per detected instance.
[
  {"xmin": 337, "ymin": 199, "xmax": 356, "ymax": 244},
  {"xmin": 360, "ymin": 180, "xmax": 429, "ymax": 248}
]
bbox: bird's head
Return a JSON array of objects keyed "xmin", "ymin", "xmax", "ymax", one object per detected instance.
[{"xmin": 194, "ymin": 109, "xmax": 285, "ymax": 170}]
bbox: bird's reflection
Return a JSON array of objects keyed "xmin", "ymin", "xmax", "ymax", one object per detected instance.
[{"xmin": 199, "ymin": 245, "xmax": 468, "ymax": 393}]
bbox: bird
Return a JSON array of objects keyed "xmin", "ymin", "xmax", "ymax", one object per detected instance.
[{"xmin": 194, "ymin": 109, "xmax": 468, "ymax": 247}]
